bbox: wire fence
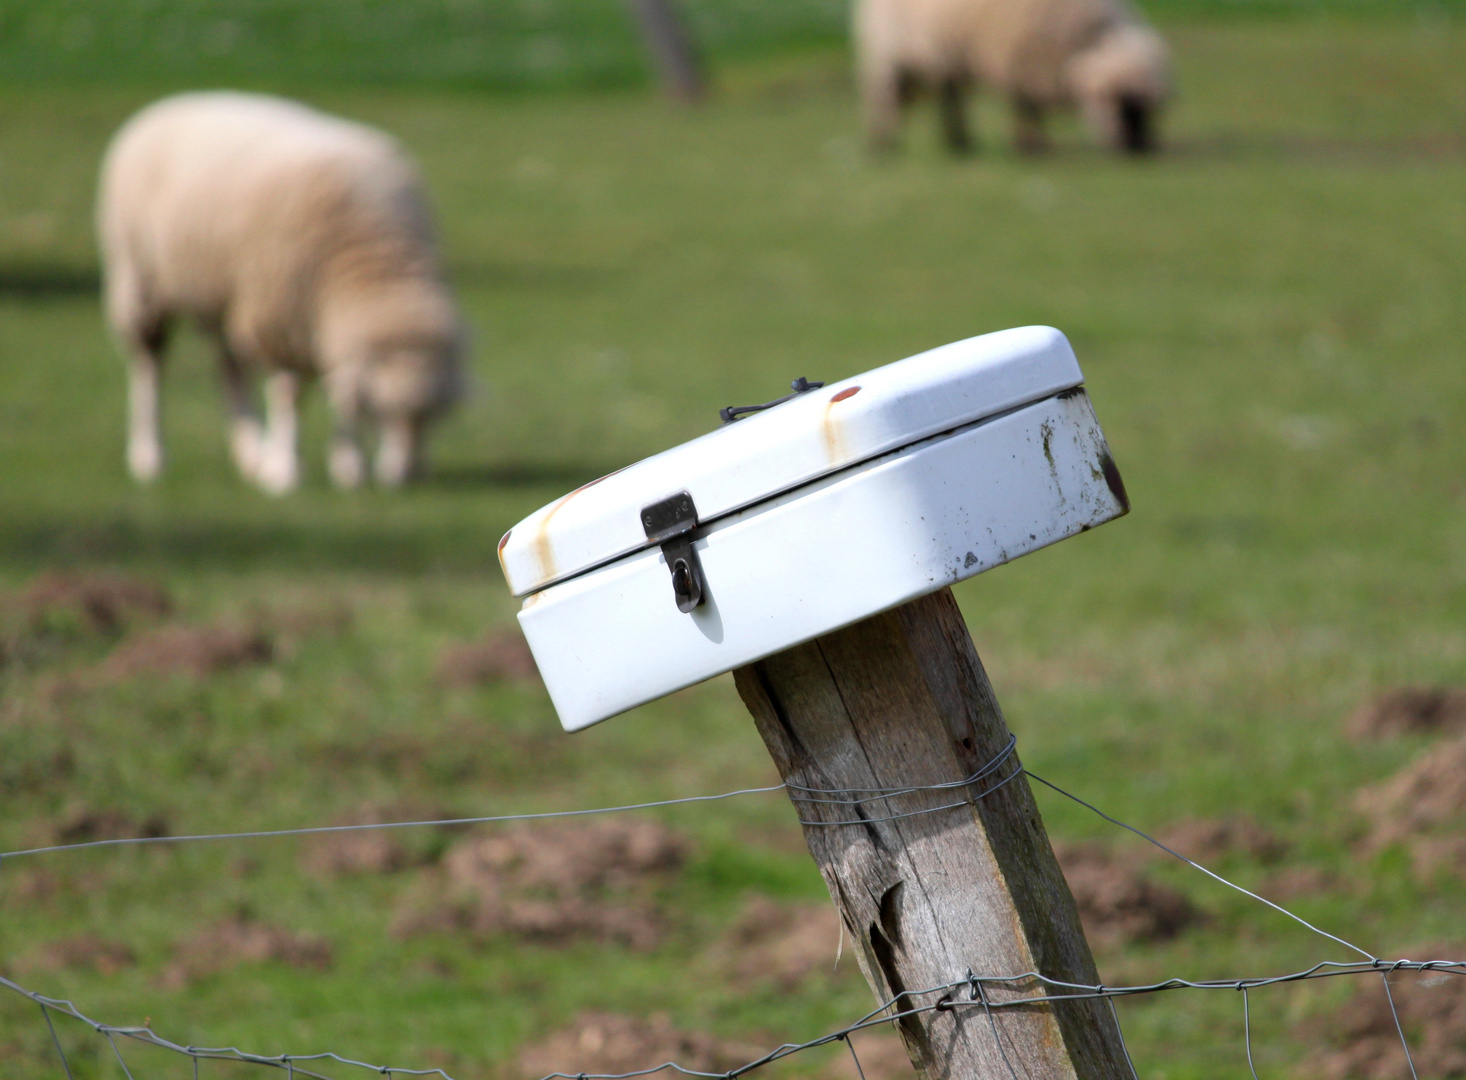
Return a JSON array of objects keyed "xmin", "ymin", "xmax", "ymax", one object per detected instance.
[{"xmin": 3, "ymin": 739, "xmax": 1461, "ymax": 1080}]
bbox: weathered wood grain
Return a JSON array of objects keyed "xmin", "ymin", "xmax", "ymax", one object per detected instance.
[{"xmin": 734, "ymin": 587, "xmax": 1130, "ymax": 1080}]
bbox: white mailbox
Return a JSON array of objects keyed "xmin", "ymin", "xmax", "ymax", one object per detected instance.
[{"xmin": 499, "ymin": 325, "xmax": 1128, "ymax": 732}]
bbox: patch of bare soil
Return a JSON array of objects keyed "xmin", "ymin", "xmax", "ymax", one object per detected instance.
[
  {"xmin": 1355, "ymin": 735, "xmax": 1466, "ymax": 876},
  {"xmin": 1349, "ymin": 687, "xmax": 1466, "ymax": 740},
  {"xmin": 518, "ymin": 1013, "xmax": 762, "ymax": 1079},
  {"xmin": 721, "ymin": 895, "xmax": 844, "ymax": 989},
  {"xmin": 33, "ymin": 934, "xmax": 136, "ymax": 974},
  {"xmin": 1053, "ymin": 841, "xmax": 1201, "ymax": 949},
  {"xmin": 301, "ymin": 801, "xmax": 458, "ymax": 877},
  {"xmin": 310, "ymin": 724, "xmax": 566, "ymax": 786},
  {"xmin": 102, "ymin": 621, "xmax": 272, "ymax": 680},
  {"xmin": 162, "ymin": 917, "xmax": 332, "ymax": 987},
  {"xmin": 1154, "ymin": 816, "xmax": 1288, "ymax": 865},
  {"xmin": 53, "ymin": 805, "xmax": 169, "ymax": 845},
  {"xmin": 394, "ymin": 818, "xmax": 687, "ymax": 950},
  {"xmin": 250, "ymin": 599, "xmax": 353, "ymax": 661},
  {"xmin": 1303, "ymin": 953, "xmax": 1466, "ymax": 1079},
  {"xmin": 9, "ymin": 572, "xmax": 171, "ymax": 635},
  {"xmin": 1259, "ymin": 864, "xmax": 1343, "ymax": 903},
  {"xmin": 436, "ymin": 628, "xmax": 539, "ymax": 688},
  {"xmin": 258, "ymin": 599, "xmax": 352, "ymax": 639}
]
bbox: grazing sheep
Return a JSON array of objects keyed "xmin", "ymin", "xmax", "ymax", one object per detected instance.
[
  {"xmin": 854, "ymin": 0, "xmax": 1173, "ymax": 155},
  {"xmin": 98, "ymin": 91, "xmax": 465, "ymax": 493}
]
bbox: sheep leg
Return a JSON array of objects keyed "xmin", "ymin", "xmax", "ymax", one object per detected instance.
[
  {"xmin": 1118, "ymin": 95, "xmax": 1156, "ymax": 154},
  {"xmin": 328, "ymin": 409, "xmax": 367, "ymax": 490},
  {"xmin": 218, "ymin": 348, "xmax": 264, "ymax": 483},
  {"xmin": 375, "ymin": 415, "xmax": 422, "ymax": 488},
  {"xmin": 939, "ymin": 77, "xmax": 974, "ymax": 155},
  {"xmin": 126, "ymin": 342, "xmax": 165, "ymax": 483},
  {"xmin": 861, "ymin": 63, "xmax": 906, "ymax": 151},
  {"xmin": 256, "ymin": 370, "xmax": 300, "ymax": 495},
  {"xmin": 1013, "ymin": 97, "xmax": 1049, "ymax": 154},
  {"xmin": 108, "ymin": 264, "xmax": 168, "ymax": 483},
  {"xmin": 320, "ymin": 368, "xmax": 368, "ymax": 489}
]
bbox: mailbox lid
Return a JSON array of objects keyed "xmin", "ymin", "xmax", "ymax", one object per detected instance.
[
  {"xmin": 499, "ymin": 325, "xmax": 1082, "ymax": 596},
  {"xmin": 520, "ymin": 387, "xmax": 1127, "ymax": 731}
]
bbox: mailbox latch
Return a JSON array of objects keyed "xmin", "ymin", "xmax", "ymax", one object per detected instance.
[
  {"xmin": 640, "ymin": 491, "xmax": 705, "ymax": 613},
  {"xmin": 719, "ymin": 377, "xmax": 825, "ymax": 424}
]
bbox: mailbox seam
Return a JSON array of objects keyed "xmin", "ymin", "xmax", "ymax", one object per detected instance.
[{"xmin": 514, "ymin": 384, "xmax": 1086, "ymax": 598}]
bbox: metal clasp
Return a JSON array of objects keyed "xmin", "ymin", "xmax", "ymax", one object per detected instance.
[{"xmin": 640, "ymin": 491, "xmax": 705, "ymax": 613}]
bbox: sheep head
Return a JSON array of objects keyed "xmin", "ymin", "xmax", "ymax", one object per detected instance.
[
  {"xmin": 318, "ymin": 278, "xmax": 466, "ymax": 486},
  {"xmin": 1068, "ymin": 24, "xmax": 1173, "ymax": 154}
]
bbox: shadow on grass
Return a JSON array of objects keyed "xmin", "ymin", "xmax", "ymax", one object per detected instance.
[
  {"xmin": 0, "ymin": 517, "xmax": 498, "ymax": 575},
  {"xmin": 0, "ymin": 458, "xmax": 608, "ymax": 575},
  {"xmin": 0, "ymin": 264, "xmax": 100, "ymax": 299}
]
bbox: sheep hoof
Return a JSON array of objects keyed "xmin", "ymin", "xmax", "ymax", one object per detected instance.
[
  {"xmin": 128, "ymin": 440, "xmax": 163, "ymax": 483},
  {"xmin": 230, "ymin": 421, "xmax": 264, "ymax": 481},
  {"xmin": 329, "ymin": 443, "xmax": 366, "ymax": 489},
  {"xmin": 374, "ymin": 459, "xmax": 412, "ymax": 488},
  {"xmin": 255, "ymin": 453, "xmax": 299, "ymax": 496}
]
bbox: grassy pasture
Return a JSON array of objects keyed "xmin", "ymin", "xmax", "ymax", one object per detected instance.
[{"xmin": 1, "ymin": 9, "xmax": 1465, "ymax": 1080}]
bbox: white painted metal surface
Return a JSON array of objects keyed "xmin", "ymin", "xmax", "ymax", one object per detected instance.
[
  {"xmin": 505, "ymin": 327, "xmax": 1129, "ymax": 732},
  {"xmin": 498, "ymin": 326, "xmax": 1083, "ymax": 596}
]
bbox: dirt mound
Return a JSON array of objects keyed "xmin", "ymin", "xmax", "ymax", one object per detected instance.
[
  {"xmin": 1259, "ymin": 864, "xmax": 1342, "ymax": 902},
  {"xmin": 1154, "ymin": 816, "xmax": 1287, "ymax": 864},
  {"xmin": 722, "ymin": 896, "xmax": 843, "ymax": 989},
  {"xmin": 102, "ymin": 621, "xmax": 272, "ymax": 680},
  {"xmin": 445, "ymin": 817, "xmax": 687, "ymax": 893},
  {"xmin": 395, "ymin": 818, "xmax": 688, "ymax": 950},
  {"xmin": 436, "ymin": 628, "xmax": 539, "ymax": 688},
  {"xmin": 518, "ymin": 1013, "xmax": 761, "ymax": 1079},
  {"xmin": 1349, "ymin": 687, "xmax": 1466, "ymax": 740},
  {"xmin": 301, "ymin": 802, "xmax": 459, "ymax": 877},
  {"xmin": 1054, "ymin": 841, "xmax": 1201, "ymax": 949},
  {"xmin": 35, "ymin": 934, "xmax": 136, "ymax": 974},
  {"xmin": 163, "ymin": 917, "xmax": 332, "ymax": 987},
  {"xmin": 53, "ymin": 805, "xmax": 169, "ymax": 845},
  {"xmin": 258, "ymin": 599, "xmax": 352, "ymax": 640},
  {"xmin": 11, "ymin": 571, "xmax": 171, "ymax": 635},
  {"xmin": 1304, "ymin": 952, "xmax": 1466, "ymax": 1079},
  {"xmin": 1356, "ymin": 735, "xmax": 1466, "ymax": 875},
  {"xmin": 251, "ymin": 599, "xmax": 353, "ymax": 661}
]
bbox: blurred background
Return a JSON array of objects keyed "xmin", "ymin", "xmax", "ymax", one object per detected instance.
[{"xmin": 1, "ymin": 0, "xmax": 1464, "ymax": 1077}]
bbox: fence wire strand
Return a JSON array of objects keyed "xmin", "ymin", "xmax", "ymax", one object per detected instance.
[
  {"xmin": 0, "ymin": 784, "xmax": 788, "ymax": 863},
  {"xmin": 3, "ymin": 738, "xmax": 1460, "ymax": 1080},
  {"xmin": 1241, "ymin": 986, "xmax": 1260, "ymax": 1080}
]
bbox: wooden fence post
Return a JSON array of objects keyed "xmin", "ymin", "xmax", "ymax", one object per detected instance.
[
  {"xmin": 626, "ymin": 0, "xmax": 705, "ymax": 102},
  {"xmin": 733, "ymin": 587, "xmax": 1132, "ymax": 1080}
]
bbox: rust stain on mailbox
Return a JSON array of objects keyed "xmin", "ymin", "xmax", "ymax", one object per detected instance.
[
  {"xmin": 532, "ymin": 495, "xmax": 574, "ymax": 583},
  {"xmin": 821, "ymin": 386, "xmax": 861, "ymax": 463},
  {"xmin": 530, "ymin": 468, "xmax": 625, "ymax": 585}
]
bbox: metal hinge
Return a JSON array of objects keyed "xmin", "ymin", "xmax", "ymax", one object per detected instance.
[{"xmin": 640, "ymin": 490, "xmax": 705, "ymax": 613}]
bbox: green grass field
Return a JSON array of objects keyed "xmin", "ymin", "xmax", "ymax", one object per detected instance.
[{"xmin": 1, "ymin": 6, "xmax": 1465, "ymax": 1079}]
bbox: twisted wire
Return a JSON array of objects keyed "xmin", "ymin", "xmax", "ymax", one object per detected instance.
[
  {"xmin": 0, "ymin": 737, "xmax": 1025, "ymax": 863},
  {"xmin": 4, "ymin": 743, "xmax": 1459, "ymax": 1080},
  {"xmin": 8, "ymin": 960, "xmax": 1463, "ymax": 1080}
]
